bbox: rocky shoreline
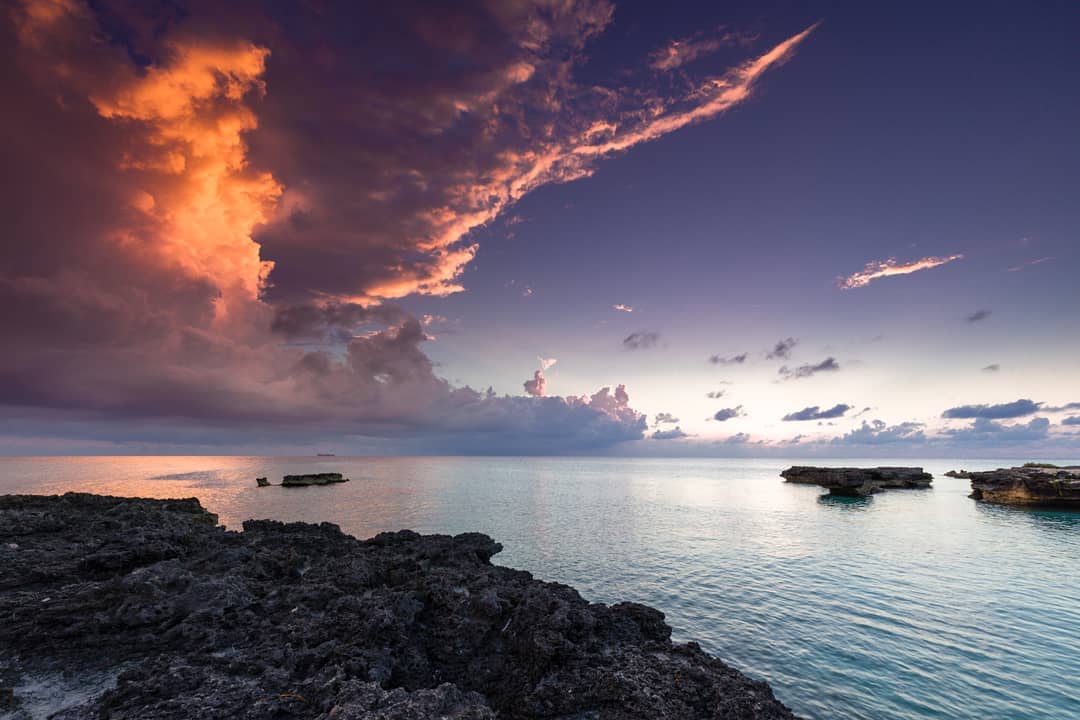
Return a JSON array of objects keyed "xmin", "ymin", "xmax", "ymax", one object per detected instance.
[
  {"xmin": 0, "ymin": 493, "xmax": 799, "ymax": 719},
  {"xmin": 965, "ymin": 466, "xmax": 1080, "ymax": 508}
]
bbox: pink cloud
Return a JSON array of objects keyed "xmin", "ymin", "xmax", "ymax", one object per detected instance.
[{"xmin": 838, "ymin": 254, "xmax": 964, "ymax": 289}]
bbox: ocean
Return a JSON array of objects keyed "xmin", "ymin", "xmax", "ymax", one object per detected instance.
[{"xmin": 2, "ymin": 455, "xmax": 1077, "ymax": 720}]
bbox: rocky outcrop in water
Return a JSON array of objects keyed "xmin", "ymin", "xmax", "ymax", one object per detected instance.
[
  {"xmin": 0, "ymin": 493, "xmax": 799, "ymax": 719},
  {"xmin": 967, "ymin": 466, "xmax": 1080, "ymax": 507},
  {"xmin": 781, "ymin": 466, "xmax": 933, "ymax": 497},
  {"xmin": 943, "ymin": 470, "xmax": 972, "ymax": 479},
  {"xmin": 281, "ymin": 472, "xmax": 349, "ymax": 487}
]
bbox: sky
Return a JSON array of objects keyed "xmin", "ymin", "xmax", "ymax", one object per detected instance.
[{"xmin": 1, "ymin": 0, "xmax": 1078, "ymax": 457}]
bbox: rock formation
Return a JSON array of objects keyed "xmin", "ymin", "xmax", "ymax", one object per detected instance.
[
  {"xmin": 256, "ymin": 476, "xmax": 270, "ymax": 487},
  {"xmin": 781, "ymin": 466, "xmax": 933, "ymax": 496},
  {"xmin": 943, "ymin": 470, "xmax": 972, "ymax": 479},
  {"xmin": 281, "ymin": 472, "xmax": 349, "ymax": 487},
  {"xmin": 967, "ymin": 466, "xmax": 1080, "ymax": 507},
  {"xmin": 0, "ymin": 493, "xmax": 799, "ymax": 719}
]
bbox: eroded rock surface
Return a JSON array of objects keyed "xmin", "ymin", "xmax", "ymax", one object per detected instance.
[
  {"xmin": 967, "ymin": 466, "xmax": 1080, "ymax": 507},
  {"xmin": 0, "ymin": 493, "xmax": 799, "ymax": 719},
  {"xmin": 781, "ymin": 466, "xmax": 933, "ymax": 496}
]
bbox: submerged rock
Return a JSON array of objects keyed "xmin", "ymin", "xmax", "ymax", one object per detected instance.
[
  {"xmin": 255, "ymin": 476, "xmax": 270, "ymax": 487},
  {"xmin": 0, "ymin": 493, "xmax": 799, "ymax": 719},
  {"xmin": 967, "ymin": 466, "xmax": 1080, "ymax": 507},
  {"xmin": 781, "ymin": 466, "xmax": 933, "ymax": 497},
  {"xmin": 944, "ymin": 470, "xmax": 972, "ymax": 479},
  {"xmin": 281, "ymin": 472, "xmax": 349, "ymax": 487}
]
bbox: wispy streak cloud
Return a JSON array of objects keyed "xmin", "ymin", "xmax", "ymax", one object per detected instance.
[{"xmin": 838, "ymin": 254, "xmax": 964, "ymax": 290}]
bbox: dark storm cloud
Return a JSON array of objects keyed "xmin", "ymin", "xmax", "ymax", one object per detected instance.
[
  {"xmin": 708, "ymin": 352, "xmax": 748, "ymax": 365},
  {"xmin": 0, "ymin": 0, "xmax": 816, "ymax": 451},
  {"xmin": 712, "ymin": 406, "xmax": 745, "ymax": 422},
  {"xmin": 623, "ymin": 331, "xmax": 660, "ymax": 351},
  {"xmin": 765, "ymin": 337, "xmax": 797, "ymax": 360},
  {"xmin": 965, "ymin": 309, "xmax": 992, "ymax": 323},
  {"xmin": 778, "ymin": 357, "xmax": 839, "ymax": 380},
  {"xmin": 782, "ymin": 403, "xmax": 851, "ymax": 421},
  {"xmin": 941, "ymin": 399, "xmax": 1041, "ymax": 419}
]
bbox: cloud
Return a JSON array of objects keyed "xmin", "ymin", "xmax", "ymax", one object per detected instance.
[
  {"xmin": 965, "ymin": 309, "xmax": 991, "ymax": 323},
  {"xmin": 538, "ymin": 357, "xmax": 558, "ymax": 371},
  {"xmin": 838, "ymin": 254, "xmax": 964, "ymax": 289},
  {"xmin": 654, "ymin": 412, "xmax": 679, "ymax": 424},
  {"xmin": 832, "ymin": 420, "xmax": 927, "ymax": 445},
  {"xmin": 651, "ymin": 426, "xmax": 689, "ymax": 440},
  {"xmin": 778, "ymin": 357, "xmax": 839, "ymax": 380},
  {"xmin": 1008, "ymin": 256, "xmax": 1053, "ymax": 272},
  {"xmin": 623, "ymin": 331, "xmax": 660, "ymax": 350},
  {"xmin": 718, "ymin": 432, "xmax": 752, "ymax": 445},
  {"xmin": 941, "ymin": 417, "xmax": 1050, "ymax": 446},
  {"xmin": 706, "ymin": 389, "xmax": 726, "ymax": 399},
  {"xmin": 942, "ymin": 399, "xmax": 1041, "ymax": 419},
  {"xmin": 709, "ymin": 352, "xmax": 747, "ymax": 365},
  {"xmin": 649, "ymin": 28, "xmax": 748, "ymax": 71},
  {"xmin": 765, "ymin": 337, "xmax": 797, "ymax": 359},
  {"xmin": 0, "ymin": 0, "xmax": 813, "ymax": 452},
  {"xmin": 1044, "ymin": 402, "xmax": 1080, "ymax": 413},
  {"xmin": 523, "ymin": 370, "xmax": 546, "ymax": 397},
  {"xmin": 981, "ymin": 364, "xmax": 1001, "ymax": 373},
  {"xmin": 1062, "ymin": 416, "xmax": 1080, "ymax": 426},
  {"xmin": 712, "ymin": 406, "xmax": 745, "ymax": 422},
  {"xmin": 612, "ymin": 303, "xmax": 633, "ymax": 313},
  {"xmin": 782, "ymin": 403, "xmax": 851, "ymax": 421}
]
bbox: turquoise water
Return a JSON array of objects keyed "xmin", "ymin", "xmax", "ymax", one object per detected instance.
[{"xmin": 2, "ymin": 456, "xmax": 1078, "ymax": 719}]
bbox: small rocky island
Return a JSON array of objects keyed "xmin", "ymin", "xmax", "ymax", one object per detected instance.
[
  {"xmin": 256, "ymin": 472, "xmax": 351, "ymax": 487},
  {"xmin": 965, "ymin": 465, "xmax": 1080, "ymax": 508},
  {"xmin": 0, "ymin": 493, "xmax": 799, "ymax": 719},
  {"xmin": 781, "ymin": 466, "xmax": 933, "ymax": 497}
]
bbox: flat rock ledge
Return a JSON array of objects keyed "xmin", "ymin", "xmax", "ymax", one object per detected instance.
[
  {"xmin": 0, "ymin": 493, "xmax": 799, "ymax": 720},
  {"xmin": 967, "ymin": 466, "xmax": 1080, "ymax": 508},
  {"xmin": 781, "ymin": 466, "xmax": 933, "ymax": 497}
]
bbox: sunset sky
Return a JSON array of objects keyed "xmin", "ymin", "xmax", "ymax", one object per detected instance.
[{"xmin": 2, "ymin": 0, "xmax": 1078, "ymax": 456}]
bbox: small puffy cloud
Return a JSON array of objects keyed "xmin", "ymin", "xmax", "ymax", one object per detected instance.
[
  {"xmin": 706, "ymin": 389, "xmax": 726, "ymax": 399},
  {"xmin": 838, "ymin": 254, "xmax": 964, "ymax": 289},
  {"xmin": 779, "ymin": 357, "xmax": 839, "ymax": 380},
  {"xmin": 651, "ymin": 426, "xmax": 689, "ymax": 440},
  {"xmin": 538, "ymin": 357, "xmax": 557, "ymax": 371},
  {"xmin": 832, "ymin": 420, "xmax": 927, "ymax": 445},
  {"xmin": 765, "ymin": 337, "xmax": 797, "ymax": 360},
  {"xmin": 942, "ymin": 399, "xmax": 1041, "ymax": 419},
  {"xmin": 1045, "ymin": 402, "xmax": 1080, "ymax": 412},
  {"xmin": 965, "ymin": 309, "xmax": 992, "ymax": 323},
  {"xmin": 523, "ymin": 369, "xmax": 546, "ymax": 397},
  {"xmin": 623, "ymin": 331, "xmax": 660, "ymax": 350},
  {"xmin": 654, "ymin": 412, "xmax": 680, "ymax": 424},
  {"xmin": 1062, "ymin": 416, "xmax": 1080, "ymax": 426},
  {"xmin": 941, "ymin": 417, "xmax": 1051, "ymax": 446},
  {"xmin": 613, "ymin": 304, "xmax": 634, "ymax": 313},
  {"xmin": 782, "ymin": 403, "xmax": 851, "ymax": 421},
  {"xmin": 709, "ymin": 352, "xmax": 747, "ymax": 365},
  {"xmin": 981, "ymin": 364, "xmax": 1001, "ymax": 373},
  {"xmin": 712, "ymin": 406, "xmax": 745, "ymax": 422},
  {"xmin": 718, "ymin": 432, "xmax": 753, "ymax": 445}
]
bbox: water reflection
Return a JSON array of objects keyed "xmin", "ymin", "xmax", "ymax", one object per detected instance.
[{"xmin": 816, "ymin": 492, "xmax": 873, "ymax": 510}]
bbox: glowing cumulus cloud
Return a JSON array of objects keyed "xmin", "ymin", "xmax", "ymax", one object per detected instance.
[{"xmin": 838, "ymin": 254, "xmax": 964, "ymax": 290}]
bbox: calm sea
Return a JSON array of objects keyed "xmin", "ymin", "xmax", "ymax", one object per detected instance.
[{"xmin": 2, "ymin": 456, "xmax": 1078, "ymax": 720}]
